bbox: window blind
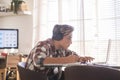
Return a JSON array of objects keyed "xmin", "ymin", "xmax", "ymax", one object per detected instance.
[{"xmin": 35, "ymin": 0, "xmax": 120, "ymax": 64}]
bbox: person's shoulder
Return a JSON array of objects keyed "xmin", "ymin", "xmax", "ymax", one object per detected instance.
[
  {"xmin": 41, "ymin": 38, "xmax": 52, "ymax": 43},
  {"xmin": 36, "ymin": 38, "xmax": 52, "ymax": 46}
]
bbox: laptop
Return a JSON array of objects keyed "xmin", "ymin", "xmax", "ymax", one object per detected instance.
[
  {"xmin": 91, "ymin": 39, "xmax": 120, "ymax": 68},
  {"xmin": 92, "ymin": 39, "xmax": 111, "ymax": 65}
]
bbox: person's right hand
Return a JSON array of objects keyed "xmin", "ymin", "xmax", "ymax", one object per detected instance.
[{"xmin": 79, "ymin": 56, "xmax": 94, "ymax": 63}]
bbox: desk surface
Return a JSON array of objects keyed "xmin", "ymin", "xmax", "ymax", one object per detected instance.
[
  {"xmin": 44, "ymin": 62, "xmax": 120, "ymax": 69},
  {"xmin": 44, "ymin": 62, "xmax": 82, "ymax": 67},
  {"xmin": 92, "ymin": 63, "xmax": 120, "ymax": 69}
]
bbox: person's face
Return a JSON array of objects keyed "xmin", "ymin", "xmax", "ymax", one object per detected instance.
[{"xmin": 60, "ymin": 32, "xmax": 72, "ymax": 49}]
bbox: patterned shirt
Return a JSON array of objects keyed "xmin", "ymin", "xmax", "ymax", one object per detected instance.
[{"xmin": 25, "ymin": 38, "xmax": 77, "ymax": 79}]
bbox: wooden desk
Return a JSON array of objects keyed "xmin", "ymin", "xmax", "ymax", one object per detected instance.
[
  {"xmin": 0, "ymin": 54, "xmax": 22, "ymax": 80},
  {"xmin": 6, "ymin": 55, "xmax": 21, "ymax": 80},
  {"xmin": 7, "ymin": 55, "xmax": 21, "ymax": 68}
]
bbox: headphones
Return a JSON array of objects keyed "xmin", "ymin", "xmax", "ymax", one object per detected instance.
[
  {"xmin": 52, "ymin": 25, "xmax": 64, "ymax": 41},
  {"xmin": 52, "ymin": 30, "xmax": 64, "ymax": 41}
]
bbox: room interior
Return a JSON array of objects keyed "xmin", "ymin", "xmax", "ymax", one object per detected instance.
[{"xmin": 0, "ymin": 0, "xmax": 120, "ymax": 80}]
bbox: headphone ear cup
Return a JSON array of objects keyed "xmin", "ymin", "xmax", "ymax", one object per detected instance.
[
  {"xmin": 57, "ymin": 33, "xmax": 63, "ymax": 40},
  {"xmin": 53, "ymin": 33, "xmax": 63, "ymax": 40}
]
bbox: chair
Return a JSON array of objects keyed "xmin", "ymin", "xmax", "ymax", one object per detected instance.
[
  {"xmin": 17, "ymin": 62, "xmax": 47, "ymax": 80},
  {"xmin": 64, "ymin": 65, "xmax": 120, "ymax": 80}
]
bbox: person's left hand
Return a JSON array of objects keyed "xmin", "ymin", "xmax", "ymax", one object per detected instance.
[{"xmin": 79, "ymin": 56, "xmax": 94, "ymax": 63}]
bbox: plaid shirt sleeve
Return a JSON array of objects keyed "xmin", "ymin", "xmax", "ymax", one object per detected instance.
[
  {"xmin": 65, "ymin": 49, "xmax": 78, "ymax": 56},
  {"xmin": 25, "ymin": 41, "xmax": 49, "ymax": 71}
]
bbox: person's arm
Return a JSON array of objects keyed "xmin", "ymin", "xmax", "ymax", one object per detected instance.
[
  {"xmin": 33, "ymin": 52, "xmax": 47, "ymax": 67},
  {"xmin": 43, "ymin": 55, "xmax": 79, "ymax": 64},
  {"xmin": 65, "ymin": 49, "xmax": 94, "ymax": 63}
]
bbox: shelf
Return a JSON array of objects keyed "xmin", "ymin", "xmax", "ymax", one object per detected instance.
[
  {"xmin": 0, "ymin": 11, "xmax": 32, "ymax": 17},
  {"xmin": 18, "ymin": 11, "xmax": 32, "ymax": 15}
]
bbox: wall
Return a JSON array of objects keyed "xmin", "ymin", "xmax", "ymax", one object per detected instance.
[{"xmin": 0, "ymin": 0, "xmax": 34, "ymax": 54}]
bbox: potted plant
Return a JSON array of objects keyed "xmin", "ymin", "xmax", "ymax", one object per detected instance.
[{"xmin": 11, "ymin": 0, "xmax": 24, "ymax": 14}]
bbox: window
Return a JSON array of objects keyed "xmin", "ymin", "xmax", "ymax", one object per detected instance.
[{"xmin": 34, "ymin": 0, "xmax": 120, "ymax": 64}]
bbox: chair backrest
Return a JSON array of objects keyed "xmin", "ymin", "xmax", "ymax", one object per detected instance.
[
  {"xmin": 17, "ymin": 62, "xmax": 47, "ymax": 80},
  {"xmin": 64, "ymin": 65, "xmax": 120, "ymax": 80}
]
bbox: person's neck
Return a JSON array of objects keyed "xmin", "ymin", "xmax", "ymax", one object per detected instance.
[{"xmin": 53, "ymin": 40, "xmax": 61, "ymax": 50}]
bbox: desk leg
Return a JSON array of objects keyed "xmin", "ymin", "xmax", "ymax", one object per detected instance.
[
  {"xmin": 16, "ymin": 70, "xmax": 20, "ymax": 80},
  {"xmin": 0, "ymin": 68, "xmax": 7, "ymax": 80}
]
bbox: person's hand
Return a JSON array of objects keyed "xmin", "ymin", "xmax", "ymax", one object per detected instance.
[{"xmin": 79, "ymin": 56, "xmax": 94, "ymax": 63}]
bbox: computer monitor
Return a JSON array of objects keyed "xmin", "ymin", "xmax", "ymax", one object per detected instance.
[{"xmin": 0, "ymin": 29, "xmax": 19, "ymax": 49}]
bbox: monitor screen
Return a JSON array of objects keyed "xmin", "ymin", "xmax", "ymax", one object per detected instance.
[{"xmin": 0, "ymin": 29, "xmax": 19, "ymax": 49}]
